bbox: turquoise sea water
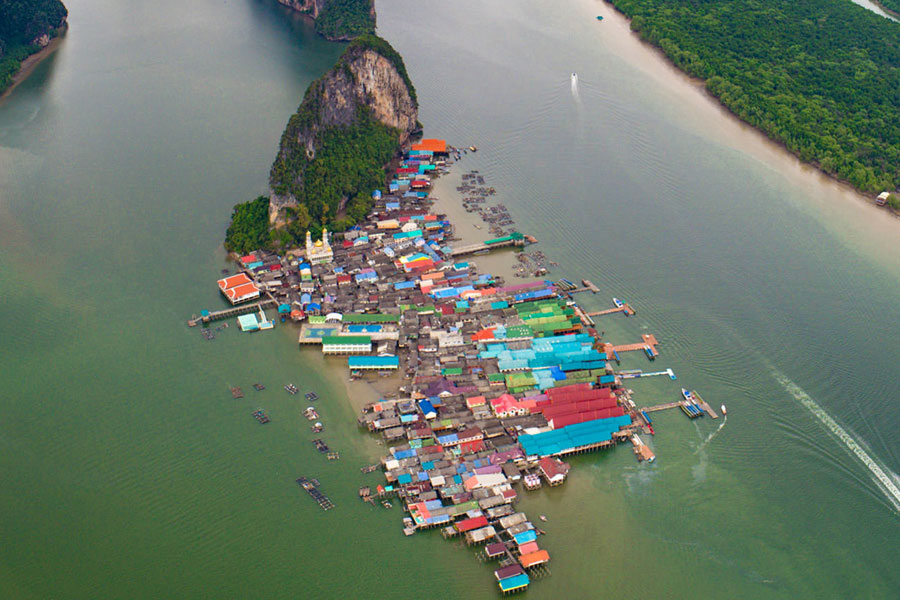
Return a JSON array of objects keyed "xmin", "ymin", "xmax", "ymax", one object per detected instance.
[{"xmin": 1, "ymin": 0, "xmax": 898, "ymax": 598}]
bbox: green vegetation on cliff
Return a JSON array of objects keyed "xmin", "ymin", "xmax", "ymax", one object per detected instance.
[
  {"xmin": 270, "ymin": 103, "xmax": 400, "ymax": 243},
  {"xmin": 875, "ymin": 1, "xmax": 900, "ymax": 16},
  {"xmin": 0, "ymin": 0, "xmax": 68, "ymax": 94},
  {"xmin": 224, "ymin": 196, "xmax": 271, "ymax": 255},
  {"xmin": 315, "ymin": 0, "xmax": 375, "ymax": 40},
  {"xmin": 225, "ymin": 34, "xmax": 416, "ymax": 252},
  {"xmin": 608, "ymin": 0, "xmax": 900, "ymax": 192}
]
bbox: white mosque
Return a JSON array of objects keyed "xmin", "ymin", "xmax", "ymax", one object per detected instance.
[{"xmin": 305, "ymin": 228, "xmax": 333, "ymax": 265}]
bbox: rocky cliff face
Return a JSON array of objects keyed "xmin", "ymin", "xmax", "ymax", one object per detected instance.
[
  {"xmin": 276, "ymin": 0, "xmax": 326, "ymax": 18},
  {"xmin": 268, "ymin": 35, "xmax": 418, "ymax": 224}
]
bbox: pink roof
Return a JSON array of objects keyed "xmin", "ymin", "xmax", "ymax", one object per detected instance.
[
  {"xmin": 466, "ymin": 396, "xmax": 486, "ymax": 408},
  {"xmin": 518, "ymin": 541, "xmax": 540, "ymax": 555}
]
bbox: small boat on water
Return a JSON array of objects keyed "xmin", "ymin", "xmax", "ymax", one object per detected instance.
[
  {"xmin": 596, "ymin": 15, "xmax": 604, "ymax": 20},
  {"xmin": 469, "ymin": 145, "xmax": 478, "ymax": 152},
  {"xmin": 539, "ymin": 515, "xmax": 548, "ymax": 522},
  {"xmin": 721, "ymin": 404, "xmax": 727, "ymax": 415},
  {"xmin": 681, "ymin": 388, "xmax": 694, "ymax": 402},
  {"xmin": 613, "ymin": 297, "xmax": 624, "ymax": 308}
]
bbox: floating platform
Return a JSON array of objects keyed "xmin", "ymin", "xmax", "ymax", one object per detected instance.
[
  {"xmin": 296, "ymin": 476, "xmax": 334, "ymax": 511},
  {"xmin": 230, "ymin": 387, "xmax": 244, "ymax": 399},
  {"xmin": 619, "ymin": 368, "xmax": 676, "ymax": 380},
  {"xmin": 252, "ymin": 409, "xmax": 270, "ymax": 424},
  {"xmin": 691, "ymin": 391, "xmax": 719, "ymax": 419},
  {"xmin": 607, "ymin": 334, "xmax": 659, "ymax": 360}
]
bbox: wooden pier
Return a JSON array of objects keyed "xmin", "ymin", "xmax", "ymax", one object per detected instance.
[
  {"xmin": 188, "ymin": 298, "xmax": 277, "ymax": 327},
  {"xmin": 565, "ymin": 279, "xmax": 600, "ymax": 295},
  {"xmin": 604, "ymin": 334, "xmax": 659, "ymax": 359},
  {"xmin": 641, "ymin": 401, "xmax": 683, "ymax": 413},
  {"xmin": 449, "ymin": 235, "xmax": 527, "ymax": 257},
  {"xmin": 692, "ymin": 392, "xmax": 719, "ymax": 419},
  {"xmin": 586, "ymin": 303, "xmax": 634, "ymax": 317}
]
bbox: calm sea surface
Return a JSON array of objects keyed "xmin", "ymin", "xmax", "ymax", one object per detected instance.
[{"xmin": 1, "ymin": 0, "xmax": 897, "ymax": 598}]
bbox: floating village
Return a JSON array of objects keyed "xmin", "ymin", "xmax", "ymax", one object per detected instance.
[{"xmin": 189, "ymin": 138, "xmax": 723, "ymax": 595}]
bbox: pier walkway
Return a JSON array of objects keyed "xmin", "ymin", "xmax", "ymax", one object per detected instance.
[
  {"xmin": 605, "ymin": 334, "xmax": 659, "ymax": 358},
  {"xmin": 449, "ymin": 234, "xmax": 528, "ymax": 257},
  {"xmin": 586, "ymin": 303, "xmax": 634, "ymax": 317},
  {"xmin": 692, "ymin": 392, "xmax": 719, "ymax": 419},
  {"xmin": 642, "ymin": 402, "xmax": 683, "ymax": 413},
  {"xmin": 564, "ymin": 279, "xmax": 600, "ymax": 295},
  {"xmin": 187, "ymin": 298, "xmax": 277, "ymax": 327}
]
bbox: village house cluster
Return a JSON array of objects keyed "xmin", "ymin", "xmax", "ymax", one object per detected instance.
[{"xmin": 202, "ymin": 139, "xmax": 671, "ymax": 594}]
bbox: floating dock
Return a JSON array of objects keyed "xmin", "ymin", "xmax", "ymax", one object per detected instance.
[
  {"xmin": 619, "ymin": 368, "xmax": 676, "ymax": 380},
  {"xmin": 607, "ymin": 334, "xmax": 659, "ymax": 359},
  {"xmin": 586, "ymin": 303, "xmax": 635, "ymax": 317},
  {"xmin": 296, "ymin": 476, "xmax": 334, "ymax": 511},
  {"xmin": 564, "ymin": 279, "xmax": 600, "ymax": 295},
  {"xmin": 692, "ymin": 391, "xmax": 719, "ymax": 419}
]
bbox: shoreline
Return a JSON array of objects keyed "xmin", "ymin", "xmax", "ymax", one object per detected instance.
[
  {"xmin": 599, "ymin": 0, "xmax": 899, "ymax": 212},
  {"xmin": 870, "ymin": 0, "xmax": 900, "ymax": 19},
  {"xmin": 0, "ymin": 34, "xmax": 66, "ymax": 102}
]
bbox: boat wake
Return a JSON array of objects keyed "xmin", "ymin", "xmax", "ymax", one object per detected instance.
[
  {"xmin": 695, "ymin": 416, "xmax": 727, "ymax": 455},
  {"xmin": 772, "ymin": 369, "xmax": 900, "ymax": 512},
  {"xmin": 570, "ymin": 72, "xmax": 580, "ymax": 104}
]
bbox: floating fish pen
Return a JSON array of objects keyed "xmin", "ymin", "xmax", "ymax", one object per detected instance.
[
  {"xmin": 327, "ymin": 451, "xmax": 340, "ymax": 460},
  {"xmin": 312, "ymin": 439, "xmax": 330, "ymax": 453},
  {"xmin": 253, "ymin": 383, "xmax": 265, "ymax": 391},
  {"xmin": 360, "ymin": 464, "xmax": 379, "ymax": 474},
  {"xmin": 296, "ymin": 476, "xmax": 334, "ymax": 511},
  {"xmin": 252, "ymin": 409, "xmax": 270, "ymax": 424},
  {"xmin": 305, "ymin": 391, "xmax": 319, "ymax": 401},
  {"xmin": 284, "ymin": 383, "xmax": 298, "ymax": 395},
  {"xmin": 230, "ymin": 387, "xmax": 244, "ymax": 399}
]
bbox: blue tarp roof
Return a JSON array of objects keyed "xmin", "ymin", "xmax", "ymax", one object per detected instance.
[
  {"xmin": 348, "ymin": 355, "xmax": 399, "ymax": 368},
  {"xmin": 499, "ymin": 574, "xmax": 530, "ymax": 591}
]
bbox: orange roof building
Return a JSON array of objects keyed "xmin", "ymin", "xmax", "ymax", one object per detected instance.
[
  {"xmin": 411, "ymin": 138, "xmax": 447, "ymax": 153},
  {"xmin": 519, "ymin": 550, "xmax": 550, "ymax": 568},
  {"xmin": 218, "ymin": 272, "xmax": 260, "ymax": 305},
  {"xmin": 217, "ymin": 273, "xmax": 252, "ymax": 291}
]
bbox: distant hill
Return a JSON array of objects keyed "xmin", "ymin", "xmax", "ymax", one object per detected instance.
[
  {"xmin": 0, "ymin": 0, "xmax": 68, "ymax": 94},
  {"xmin": 607, "ymin": 0, "xmax": 900, "ymax": 194}
]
